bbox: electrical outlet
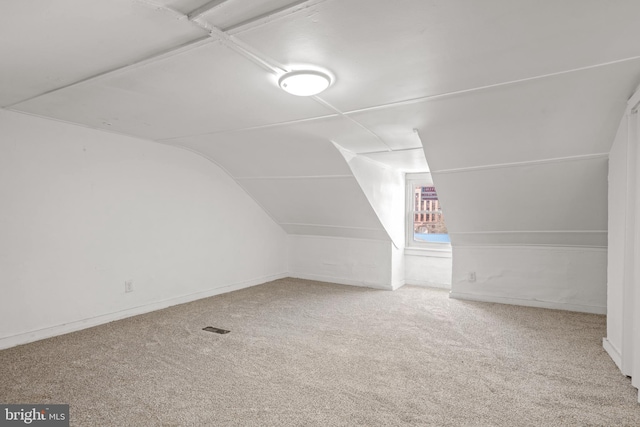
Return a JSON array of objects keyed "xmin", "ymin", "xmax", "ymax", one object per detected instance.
[
  {"xmin": 468, "ymin": 272, "xmax": 476, "ymax": 282},
  {"xmin": 125, "ymin": 280, "xmax": 134, "ymax": 293}
]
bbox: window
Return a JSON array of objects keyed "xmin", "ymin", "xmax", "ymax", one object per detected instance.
[
  {"xmin": 406, "ymin": 173, "xmax": 451, "ymax": 252},
  {"xmin": 412, "ymin": 185, "xmax": 449, "ymax": 243}
]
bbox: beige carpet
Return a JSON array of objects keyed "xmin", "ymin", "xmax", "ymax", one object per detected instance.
[{"xmin": 1, "ymin": 278, "xmax": 638, "ymax": 426}]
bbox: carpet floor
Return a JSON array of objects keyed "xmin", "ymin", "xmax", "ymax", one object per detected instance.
[{"xmin": 1, "ymin": 278, "xmax": 639, "ymax": 426}]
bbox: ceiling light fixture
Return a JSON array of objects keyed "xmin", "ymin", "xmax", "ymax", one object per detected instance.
[{"xmin": 278, "ymin": 70, "xmax": 332, "ymax": 96}]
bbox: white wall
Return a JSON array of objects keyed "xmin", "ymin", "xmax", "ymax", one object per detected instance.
[
  {"xmin": 0, "ymin": 110, "xmax": 288, "ymax": 349},
  {"xmin": 606, "ymin": 114, "xmax": 630, "ymax": 367},
  {"xmin": 391, "ymin": 245, "xmax": 405, "ymax": 290},
  {"xmin": 332, "ymin": 144, "xmax": 407, "ymax": 288},
  {"xmin": 336, "ymin": 144, "xmax": 405, "ymax": 247},
  {"xmin": 450, "ymin": 246, "xmax": 607, "ymax": 313},
  {"xmin": 605, "ymin": 88, "xmax": 640, "ymax": 402},
  {"xmin": 405, "ymin": 254, "xmax": 452, "ymax": 289},
  {"xmin": 287, "ymin": 235, "xmax": 394, "ymax": 290},
  {"xmin": 409, "ymin": 59, "xmax": 640, "ymax": 313}
]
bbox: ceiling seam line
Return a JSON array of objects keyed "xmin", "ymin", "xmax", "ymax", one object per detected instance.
[
  {"xmin": 358, "ymin": 147, "xmax": 424, "ymax": 155},
  {"xmin": 432, "ymin": 152, "xmax": 609, "ymax": 174},
  {"xmin": 452, "ymin": 245, "xmax": 607, "ymax": 252},
  {"xmin": 3, "ymin": 107, "xmax": 171, "ymax": 142},
  {"xmin": 280, "ymin": 223, "xmax": 383, "ymax": 231},
  {"xmin": 193, "ymin": 19, "xmax": 288, "ymax": 73},
  {"xmin": 4, "ymin": 36, "xmax": 214, "ymax": 109},
  {"xmin": 157, "ymin": 113, "xmax": 341, "ymax": 142},
  {"xmin": 236, "ymin": 175, "xmax": 353, "ymax": 180},
  {"xmin": 222, "ymin": 0, "xmax": 310, "ymax": 32},
  {"xmin": 187, "ymin": 0, "xmax": 230, "ymax": 20},
  {"xmin": 225, "ymin": 0, "xmax": 333, "ymax": 34},
  {"xmin": 291, "ymin": 235, "xmax": 391, "ymax": 243},
  {"xmin": 312, "ymin": 97, "xmax": 394, "ymax": 152},
  {"xmin": 342, "ymin": 54, "xmax": 640, "ymax": 116},
  {"xmin": 333, "ymin": 141, "xmax": 395, "ymax": 170}
]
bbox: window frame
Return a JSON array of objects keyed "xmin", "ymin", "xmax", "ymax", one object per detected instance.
[{"xmin": 405, "ymin": 172, "xmax": 452, "ymax": 257}]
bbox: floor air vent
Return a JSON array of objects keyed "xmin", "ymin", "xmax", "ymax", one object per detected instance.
[{"xmin": 203, "ymin": 326, "xmax": 230, "ymax": 334}]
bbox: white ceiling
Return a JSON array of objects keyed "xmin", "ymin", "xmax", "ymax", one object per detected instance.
[
  {"xmin": 3, "ymin": 0, "xmax": 640, "ymax": 245},
  {"xmin": 0, "ymin": 0, "xmax": 208, "ymax": 107},
  {"xmin": 351, "ymin": 59, "xmax": 640, "ymax": 171}
]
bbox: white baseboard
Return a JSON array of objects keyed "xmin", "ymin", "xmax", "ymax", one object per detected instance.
[
  {"xmin": 449, "ymin": 291, "xmax": 606, "ymax": 314},
  {"xmin": 289, "ymin": 272, "xmax": 393, "ymax": 290},
  {"xmin": 0, "ymin": 272, "xmax": 288, "ymax": 351},
  {"xmin": 405, "ymin": 280, "xmax": 451, "ymax": 290},
  {"xmin": 603, "ymin": 337, "xmax": 623, "ymax": 371},
  {"xmin": 391, "ymin": 279, "xmax": 406, "ymax": 291}
]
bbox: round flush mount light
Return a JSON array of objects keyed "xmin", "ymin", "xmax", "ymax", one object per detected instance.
[{"xmin": 278, "ymin": 70, "xmax": 332, "ymax": 96}]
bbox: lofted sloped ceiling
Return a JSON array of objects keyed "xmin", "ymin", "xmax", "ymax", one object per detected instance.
[{"xmin": 3, "ymin": 0, "xmax": 640, "ymax": 247}]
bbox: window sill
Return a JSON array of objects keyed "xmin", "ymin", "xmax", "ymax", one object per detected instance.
[{"xmin": 404, "ymin": 246, "xmax": 452, "ymax": 258}]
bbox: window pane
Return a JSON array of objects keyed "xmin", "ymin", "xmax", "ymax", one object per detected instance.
[{"xmin": 413, "ymin": 185, "xmax": 450, "ymax": 243}]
